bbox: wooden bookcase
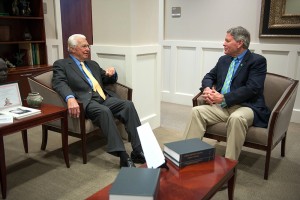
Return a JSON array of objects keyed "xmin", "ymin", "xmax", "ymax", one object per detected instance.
[{"xmin": 0, "ymin": 0, "xmax": 51, "ymax": 99}]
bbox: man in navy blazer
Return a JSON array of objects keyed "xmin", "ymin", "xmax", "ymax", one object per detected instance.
[
  {"xmin": 52, "ymin": 34, "xmax": 145, "ymax": 168},
  {"xmin": 184, "ymin": 26, "xmax": 270, "ymax": 160}
]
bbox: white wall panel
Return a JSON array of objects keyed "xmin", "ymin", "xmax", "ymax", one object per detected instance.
[
  {"xmin": 162, "ymin": 46, "xmax": 171, "ymax": 93},
  {"xmin": 292, "ymin": 52, "xmax": 300, "ymax": 122},
  {"xmin": 262, "ymin": 50, "xmax": 289, "ymax": 76},
  {"xmin": 202, "ymin": 48, "xmax": 223, "ymax": 75},
  {"xmin": 135, "ymin": 54, "xmax": 157, "ymax": 123},
  {"xmin": 95, "ymin": 54, "xmax": 126, "ymax": 85},
  {"xmin": 91, "ymin": 45, "xmax": 161, "ymax": 129},
  {"xmin": 176, "ymin": 47, "xmax": 196, "ymax": 95},
  {"xmin": 161, "ymin": 41, "xmax": 300, "ymax": 123},
  {"xmin": 44, "ymin": 0, "xmax": 63, "ymax": 64}
]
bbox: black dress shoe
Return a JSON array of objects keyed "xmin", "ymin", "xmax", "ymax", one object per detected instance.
[
  {"xmin": 131, "ymin": 151, "xmax": 146, "ymax": 164},
  {"xmin": 120, "ymin": 158, "xmax": 136, "ymax": 168}
]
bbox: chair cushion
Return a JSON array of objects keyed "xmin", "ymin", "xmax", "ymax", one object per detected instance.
[{"xmin": 206, "ymin": 123, "xmax": 268, "ymax": 146}]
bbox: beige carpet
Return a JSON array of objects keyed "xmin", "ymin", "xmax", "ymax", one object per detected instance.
[{"xmin": 3, "ymin": 102, "xmax": 300, "ymax": 200}]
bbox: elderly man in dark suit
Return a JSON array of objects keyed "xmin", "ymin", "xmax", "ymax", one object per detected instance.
[
  {"xmin": 184, "ymin": 26, "xmax": 270, "ymax": 160},
  {"xmin": 52, "ymin": 34, "xmax": 145, "ymax": 168}
]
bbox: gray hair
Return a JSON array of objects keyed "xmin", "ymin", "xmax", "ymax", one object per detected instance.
[
  {"xmin": 227, "ymin": 26, "xmax": 250, "ymax": 49},
  {"xmin": 67, "ymin": 34, "xmax": 86, "ymax": 51}
]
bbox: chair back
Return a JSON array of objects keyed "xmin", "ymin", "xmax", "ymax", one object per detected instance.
[
  {"xmin": 33, "ymin": 70, "xmax": 53, "ymax": 88},
  {"xmin": 28, "ymin": 70, "xmax": 65, "ymax": 107},
  {"xmin": 264, "ymin": 73, "xmax": 298, "ymax": 144},
  {"xmin": 264, "ymin": 73, "xmax": 297, "ymax": 111}
]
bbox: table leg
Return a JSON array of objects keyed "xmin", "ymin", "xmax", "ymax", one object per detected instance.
[
  {"xmin": 0, "ymin": 136, "xmax": 7, "ymax": 199},
  {"xmin": 61, "ymin": 112, "xmax": 70, "ymax": 168},
  {"xmin": 227, "ymin": 167, "xmax": 237, "ymax": 200},
  {"xmin": 21, "ymin": 130, "xmax": 28, "ymax": 153}
]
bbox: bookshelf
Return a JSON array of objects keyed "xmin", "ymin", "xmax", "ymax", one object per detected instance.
[{"xmin": 0, "ymin": 0, "xmax": 51, "ymax": 99}]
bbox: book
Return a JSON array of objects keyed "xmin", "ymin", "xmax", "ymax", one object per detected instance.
[
  {"xmin": 109, "ymin": 167, "xmax": 160, "ymax": 200},
  {"xmin": 31, "ymin": 43, "xmax": 36, "ymax": 65},
  {"xmin": 0, "ymin": 82, "xmax": 41, "ymax": 119},
  {"xmin": 0, "ymin": 113, "xmax": 13, "ymax": 125},
  {"xmin": 35, "ymin": 44, "xmax": 40, "ymax": 65},
  {"xmin": 18, "ymin": 43, "xmax": 33, "ymax": 65},
  {"xmin": 0, "ymin": 106, "xmax": 41, "ymax": 119},
  {"xmin": 163, "ymin": 138, "xmax": 215, "ymax": 163},
  {"xmin": 164, "ymin": 151, "xmax": 214, "ymax": 168}
]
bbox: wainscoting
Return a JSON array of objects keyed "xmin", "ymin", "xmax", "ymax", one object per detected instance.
[{"xmin": 161, "ymin": 40, "xmax": 300, "ymax": 123}]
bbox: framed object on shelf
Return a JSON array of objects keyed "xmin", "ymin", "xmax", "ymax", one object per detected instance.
[{"xmin": 259, "ymin": 0, "xmax": 300, "ymax": 38}]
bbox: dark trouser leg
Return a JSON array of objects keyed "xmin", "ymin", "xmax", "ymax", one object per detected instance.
[
  {"xmin": 102, "ymin": 97, "xmax": 142, "ymax": 151},
  {"xmin": 86, "ymin": 99, "xmax": 126, "ymax": 153}
]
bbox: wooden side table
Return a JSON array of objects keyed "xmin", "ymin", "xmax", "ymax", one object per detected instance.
[{"xmin": 0, "ymin": 104, "xmax": 69, "ymax": 199}]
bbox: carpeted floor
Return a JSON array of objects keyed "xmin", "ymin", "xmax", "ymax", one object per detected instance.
[{"xmin": 3, "ymin": 102, "xmax": 300, "ymax": 199}]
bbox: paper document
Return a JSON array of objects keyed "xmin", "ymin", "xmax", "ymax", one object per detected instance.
[{"xmin": 137, "ymin": 122, "xmax": 165, "ymax": 168}]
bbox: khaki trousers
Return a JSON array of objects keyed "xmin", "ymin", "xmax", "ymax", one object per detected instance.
[{"xmin": 183, "ymin": 104, "xmax": 254, "ymax": 160}]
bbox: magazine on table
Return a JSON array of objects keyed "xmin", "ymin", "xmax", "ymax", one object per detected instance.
[
  {"xmin": 0, "ymin": 113, "xmax": 13, "ymax": 125},
  {"xmin": 0, "ymin": 82, "xmax": 41, "ymax": 120}
]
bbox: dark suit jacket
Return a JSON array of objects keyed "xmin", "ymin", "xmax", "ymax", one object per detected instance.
[
  {"xmin": 52, "ymin": 57, "xmax": 118, "ymax": 110},
  {"xmin": 201, "ymin": 50, "xmax": 271, "ymax": 128}
]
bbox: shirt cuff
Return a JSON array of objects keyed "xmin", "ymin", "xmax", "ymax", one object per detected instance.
[
  {"xmin": 65, "ymin": 95, "xmax": 75, "ymax": 102},
  {"xmin": 220, "ymin": 96, "xmax": 227, "ymax": 108}
]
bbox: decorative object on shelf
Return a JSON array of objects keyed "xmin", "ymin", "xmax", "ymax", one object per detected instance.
[
  {"xmin": 12, "ymin": 0, "xmax": 19, "ymax": 15},
  {"xmin": 4, "ymin": 59, "xmax": 15, "ymax": 68},
  {"xmin": 26, "ymin": 92, "xmax": 43, "ymax": 108},
  {"xmin": 23, "ymin": 27, "xmax": 32, "ymax": 40},
  {"xmin": 19, "ymin": 0, "xmax": 31, "ymax": 16},
  {"xmin": 11, "ymin": 0, "xmax": 31, "ymax": 16},
  {"xmin": 14, "ymin": 51, "xmax": 25, "ymax": 66}
]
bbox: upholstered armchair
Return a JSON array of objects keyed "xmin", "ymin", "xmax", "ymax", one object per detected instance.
[
  {"xmin": 28, "ymin": 70, "xmax": 132, "ymax": 164},
  {"xmin": 192, "ymin": 72, "xmax": 298, "ymax": 180}
]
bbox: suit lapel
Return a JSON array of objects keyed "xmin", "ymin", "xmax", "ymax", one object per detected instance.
[
  {"xmin": 67, "ymin": 58, "xmax": 90, "ymax": 85},
  {"xmin": 232, "ymin": 50, "xmax": 251, "ymax": 79}
]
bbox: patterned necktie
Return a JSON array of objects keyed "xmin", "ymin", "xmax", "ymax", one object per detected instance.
[
  {"xmin": 221, "ymin": 57, "xmax": 238, "ymax": 95},
  {"xmin": 80, "ymin": 62, "xmax": 106, "ymax": 100}
]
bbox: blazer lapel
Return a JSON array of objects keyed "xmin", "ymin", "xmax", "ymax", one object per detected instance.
[
  {"xmin": 233, "ymin": 50, "xmax": 251, "ymax": 79},
  {"xmin": 68, "ymin": 58, "xmax": 90, "ymax": 85}
]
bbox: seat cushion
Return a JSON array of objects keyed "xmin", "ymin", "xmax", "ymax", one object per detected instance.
[{"xmin": 206, "ymin": 123, "xmax": 268, "ymax": 146}]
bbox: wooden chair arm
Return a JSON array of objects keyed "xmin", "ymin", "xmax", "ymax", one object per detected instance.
[
  {"xmin": 192, "ymin": 91, "xmax": 203, "ymax": 107},
  {"xmin": 105, "ymin": 82, "xmax": 132, "ymax": 101}
]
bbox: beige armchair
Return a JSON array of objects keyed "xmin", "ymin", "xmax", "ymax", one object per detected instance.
[
  {"xmin": 28, "ymin": 70, "xmax": 132, "ymax": 164},
  {"xmin": 192, "ymin": 72, "xmax": 298, "ymax": 180}
]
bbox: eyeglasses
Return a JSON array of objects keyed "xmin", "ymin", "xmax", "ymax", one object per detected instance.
[{"xmin": 78, "ymin": 45, "xmax": 90, "ymax": 49}]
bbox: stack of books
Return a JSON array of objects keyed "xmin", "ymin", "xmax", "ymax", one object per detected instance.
[
  {"xmin": 109, "ymin": 167, "xmax": 161, "ymax": 200},
  {"xmin": 163, "ymin": 138, "xmax": 215, "ymax": 168}
]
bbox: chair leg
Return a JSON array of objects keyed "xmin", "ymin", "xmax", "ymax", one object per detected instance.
[
  {"xmin": 281, "ymin": 132, "xmax": 287, "ymax": 157},
  {"xmin": 264, "ymin": 149, "xmax": 271, "ymax": 180},
  {"xmin": 21, "ymin": 130, "xmax": 28, "ymax": 153},
  {"xmin": 81, "ymin": 133, "xmax": 87, "ymax": 164},
  {"xmin": 41, "ymin": 125, "xmax": 48, "ymax": 150}
]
